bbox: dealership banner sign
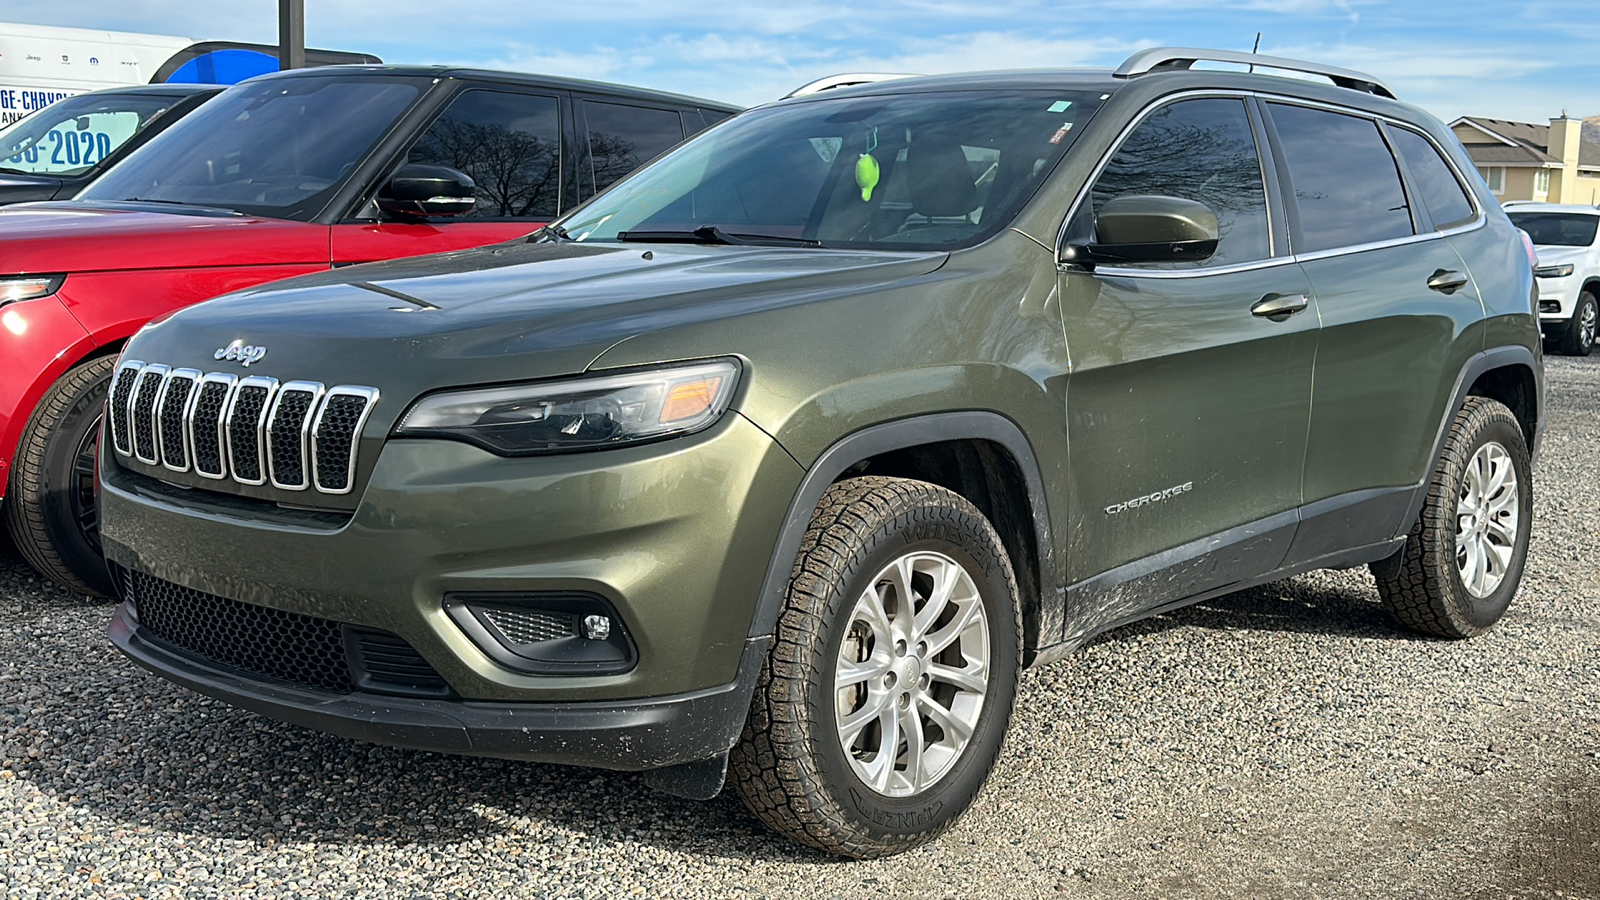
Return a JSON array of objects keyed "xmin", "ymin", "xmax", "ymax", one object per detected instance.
[{"xmin": 0, "ymin": 85, "xmax": 80, "ymax": 126}]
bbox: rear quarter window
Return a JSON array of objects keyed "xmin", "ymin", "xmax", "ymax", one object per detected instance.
[{"xmin": 1389, "ymin": 127, "xmax": 1477, "ymax": 230}]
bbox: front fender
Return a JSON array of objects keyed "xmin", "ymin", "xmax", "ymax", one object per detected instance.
[{"xmin": 744, "ymin": 412, "xmax": 1061, "ymax": 654}]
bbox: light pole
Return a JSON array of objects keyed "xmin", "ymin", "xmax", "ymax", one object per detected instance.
[{"xmin": 279, "ymin": 0, "xmax": 305, "ymax": 70}]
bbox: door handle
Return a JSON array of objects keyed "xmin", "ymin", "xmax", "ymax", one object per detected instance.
[
  {"xmin": 1427, "ymin": 269, "xmax": 1470, "ymax": 294},
  {"xmin": 1251, "ymin": 293, "xmax": 1309, "ymax": 319}
]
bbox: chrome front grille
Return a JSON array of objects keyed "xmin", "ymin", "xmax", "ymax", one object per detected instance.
[
  {"xmin": 111, "ymin": 360, "xmax": 378, "ymax": 495},
  {"xmin": 156, "ymin": 368, "xmax": 199, "ymax": 472}
]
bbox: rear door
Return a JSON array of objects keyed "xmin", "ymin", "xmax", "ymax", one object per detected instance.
[
  {"xmin": 1264, "ymin": 101, "xmax": 1487, "ymax": 563},
  {"xmin": 330, "ymin": 87, "xmax": 568, "ymax": 265},
  {"xmin": 1059, "ymin": 95, "xmax": 1317, "ymax": 635}
]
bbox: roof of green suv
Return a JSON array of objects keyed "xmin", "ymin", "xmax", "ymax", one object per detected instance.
[{"xmin": 770, "ymin": 57, "xmax": 1415, "ymax": 125}]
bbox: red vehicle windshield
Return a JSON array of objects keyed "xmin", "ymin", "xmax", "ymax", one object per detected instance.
[{"xmin": 80, "ymin": 75, "xmax": 425, "ymax": 221}]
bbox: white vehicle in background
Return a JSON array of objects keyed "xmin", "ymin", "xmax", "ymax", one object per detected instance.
[
  {"xmin": 0, "ymin": 21, "xmax": 376, "ymax": 126},
  {"xmin": 1506, "ymin": 202, "xmax": 1600, "ymax": 356}
]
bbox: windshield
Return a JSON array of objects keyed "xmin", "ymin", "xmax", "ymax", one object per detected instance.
[
  {"xmin": 0, "ymin": 93, "xmax": 188, "ymax": 178},
  {"xmin": 560, "ymin": 89, "xmax": 1104, "ymax": 251},
  {"xmin": 80, "ymin": 75, "xmax": 424, "ymax": 220},
  {"xmin": 1508, "ymin": 212, "xmax": 1599, "ymax": 248}
]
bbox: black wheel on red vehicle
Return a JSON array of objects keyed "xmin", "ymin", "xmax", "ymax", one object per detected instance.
[{"xmin": 3, "ymin": 356, "xmax": 117, "ymax": 597}]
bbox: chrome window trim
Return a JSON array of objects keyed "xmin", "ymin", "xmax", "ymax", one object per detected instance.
[
  {"xmin": 188, "ymin": 372, "xmax": 238, "ymax": 480},
  {"xmin": 1053, "ymin": 89, "xmax": 1281, "ymax": 266},
  {"xmin": 156, "ymin": 368, "xmax": 202, "ymax": 473},
  {"xmin": 108, "ymin": 359, "xmax": 144, "ymax": 457},
  {"xmin": 311, "ymin": 386, "xmax": 380, "ymax": 496},
  {"xmin": 223, "ymin": 375, "xmax": 279, "ymax": 487},
  {"xmin": 266, "ymin": 381, "xmax": 326, "ymax": 492},
  {"xmin": 1087, "ymin": 256, "xmax": 1300, "ymax": 280},
  {"xmin": 1289, "ymin": 224, "xmax": 1482, "ymax": 265},
  {"xmin": 130, "ymin": 364, "xmax": 170, "ymax": 466}
]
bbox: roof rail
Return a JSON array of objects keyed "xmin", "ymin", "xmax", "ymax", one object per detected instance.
[
  {"xmin": 1114, "ymin": 47, "xmax": 1397, "ymax": 100},
  {"xmin": 783, "ymin": 73, "xmax": 919, "ymax": 99}
]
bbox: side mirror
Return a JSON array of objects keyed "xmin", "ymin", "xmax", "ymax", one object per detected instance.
[
  {"xmin": 1062, "ymin": 195, "xmax": 1219, "ymax": 266},
  {"xmin": 377, "ymin": 164, "xmax": 477, "ymax": 219}
]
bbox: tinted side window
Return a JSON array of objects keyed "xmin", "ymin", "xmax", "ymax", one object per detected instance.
[
  {"xmin": 1090, "ymin": 98, "xmax": 1269, "ymax": 268},
  {"xmin": 408, "ymin": 89, "xmax": 561, "ymax": 218},
  {"xmin": 1389, "ymin": 127, "xmax": 1476, "ymax": 230},
  {"xmin": 1268, "ymin": 103, "xmax": 1413, "ymax": 253},
  {"xmin": 583, "ymin": 101, "xmax": 686, "ymax": 193}
]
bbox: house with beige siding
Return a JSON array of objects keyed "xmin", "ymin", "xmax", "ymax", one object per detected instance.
[{"xmin": 1450, "ymin": 114, "xmax": 1600, "ymax": 205}]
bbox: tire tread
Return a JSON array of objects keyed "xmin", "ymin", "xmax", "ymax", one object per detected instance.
[
  {"xmin": 1373, "ymin": 396, "xmax": 1530, "ymax": 638},
  {"xmin": 728, "ymin": 476, "xmax": 1021, "ymax": 858},
  {"xmin": 3, "ymin": 356, "xmax": 117, "ymax": 596}
]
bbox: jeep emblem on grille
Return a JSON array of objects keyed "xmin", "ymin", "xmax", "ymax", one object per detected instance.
[{"xmin": 215, "ymin": 340, "xmax": 268, "ymax": 367}]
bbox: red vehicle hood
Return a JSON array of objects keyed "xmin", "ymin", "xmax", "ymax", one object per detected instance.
[{"xmin": 0, "ymin": 202, "xmax": 326, "ymax": 275}]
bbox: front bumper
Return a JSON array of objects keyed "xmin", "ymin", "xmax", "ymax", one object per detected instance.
[
  {"xmin": 110, "ymin": 603, "xmax": 770, "ymax": 770},
  {"xmin": 100, "ymin": 411, "xmax": 802, "ymax": 705},
  {"xmin": 1535, "ymin": 278, "xmax": 1579, "ymax": 325}
]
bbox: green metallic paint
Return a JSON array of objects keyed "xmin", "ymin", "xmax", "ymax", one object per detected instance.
[
  {"xmin": 1297, "ymin": 237, "xmax": 1487, "ymax": 504},
  {"xmin": 1058, "ymin": 260, "xmax": 1318, "ymax": 582}
]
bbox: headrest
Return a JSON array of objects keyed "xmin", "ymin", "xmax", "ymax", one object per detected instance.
[{"xmin": 906, "ymin": 140, "xmax": 978, "ymax": 218}]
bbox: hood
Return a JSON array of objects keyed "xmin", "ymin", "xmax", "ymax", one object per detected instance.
[
  {"xmin": 125, "ymin": 239, "xmax": 949, "ymax": 395},
  {"xmin": 1530, "ymin": 244, "xmax": 1592, "ymax": 266},
  {"xmin": 0, "ymin": 201, "xmax": 325, "ymax": 274}
]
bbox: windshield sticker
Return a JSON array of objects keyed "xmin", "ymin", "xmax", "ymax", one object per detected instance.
[
  {"xmin": 1047, "ymin": 100, "xmax": 1073, "ymax": 113},
  {"xmin": 1048, "ymin": 122, "xmax": 1074, "ymax": 145}
]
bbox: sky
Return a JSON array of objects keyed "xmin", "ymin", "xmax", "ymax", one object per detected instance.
[{"xmin": 5, "ymin": 1, "xmax": 1598, "ymax": 122}]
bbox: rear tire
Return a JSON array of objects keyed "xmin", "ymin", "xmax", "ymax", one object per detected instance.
[
  {"xmin": 1372, "ymin": 397, "xmax": 1531, "ymax": 638},
  {"xmin": 3, "ymin": 357, "xmax": 117, "ymax": 597},
  {"xmin": 1559, "ymin": 291, "xmax": 1596, "ymax": 357},
  {"xmin": 729, "ymin": 477, "xmax": 1021, "ymax": 858}
]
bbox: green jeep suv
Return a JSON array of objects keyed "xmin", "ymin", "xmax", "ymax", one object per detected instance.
[{"xmin": 99, "ymin": 48, "xmax": 1543, "ymax": 857}]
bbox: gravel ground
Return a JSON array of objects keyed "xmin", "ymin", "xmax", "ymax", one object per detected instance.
[{"xmin": 2, "ymin": 356, "xmax": 1597, "ymax": 900}]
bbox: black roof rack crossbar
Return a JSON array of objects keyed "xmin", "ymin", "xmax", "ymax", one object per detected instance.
[{"xmin": 1114, "ymin": 47, "xmax": 1397, "ymax": 100}]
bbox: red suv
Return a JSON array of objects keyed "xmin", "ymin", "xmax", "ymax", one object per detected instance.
[{"xmin": 0, "ymin": 65, "xmax": 738, "ymax": 594}]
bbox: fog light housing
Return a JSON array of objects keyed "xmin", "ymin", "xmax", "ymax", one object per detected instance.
[{"xmin": 444, "ymin": 592, "xmax": 636, "ymax": 675}]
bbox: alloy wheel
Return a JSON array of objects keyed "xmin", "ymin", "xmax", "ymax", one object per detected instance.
[
  {"xmin": 834, "ymin": 550, "xmax": 989, "ymax": 797},
  {"xmin": 1456, "ymin": 441, "xmax": 1519, "ymax": 599}
]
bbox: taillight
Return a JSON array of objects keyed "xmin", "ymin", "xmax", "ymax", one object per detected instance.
[{"xmin": 1518, "ymin": 229, "xmax": 1538, "ymax": 269}]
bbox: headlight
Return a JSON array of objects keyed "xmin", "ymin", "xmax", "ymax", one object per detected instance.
[
  {"xmin": 0, "ymin": 275, "xmax": 65, "ymax": 307},
  {"xmin": 395, "ymin": 359, "xmax": 740, "ymax": 455},
  {"xmin": 1534, "ymin": 264, "xmax": 1575, "ymax": 278}
]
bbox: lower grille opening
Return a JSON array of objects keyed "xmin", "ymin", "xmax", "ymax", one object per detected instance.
[
  {"xmin": 348, "ymin": 628, "xmax": 453, "ymax": 697},
  {"xmin": 117, "ymin": 566, "xmax": 451, "ymax": 698}
]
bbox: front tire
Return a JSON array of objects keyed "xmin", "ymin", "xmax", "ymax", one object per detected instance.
[
  {"xmin": 729, "ymin": 477, "xmax": 1022, "ymax": 858},
  {"xmin": 1559, "ymin": 290, "xmax": 1596, "ymax": 357},
  {"xmin": 1372, "ymin": 397, "xmax": 1531, "ymax": 638},
  {"xmin": 3, "ymin": 356, "xmax": 117, "ymax": 597}
]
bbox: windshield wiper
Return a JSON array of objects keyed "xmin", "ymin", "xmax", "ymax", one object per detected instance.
[
  {"xmin": 111, "ymin": 198, "xmax": 247, "ymax": 216},
  {"xmin": 527, "ymin": 223, "xmax": 572, "ymax": 243},
  {"xmin": 616, "ymin": 225, "xmax": 819, "ymax": 247}
]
